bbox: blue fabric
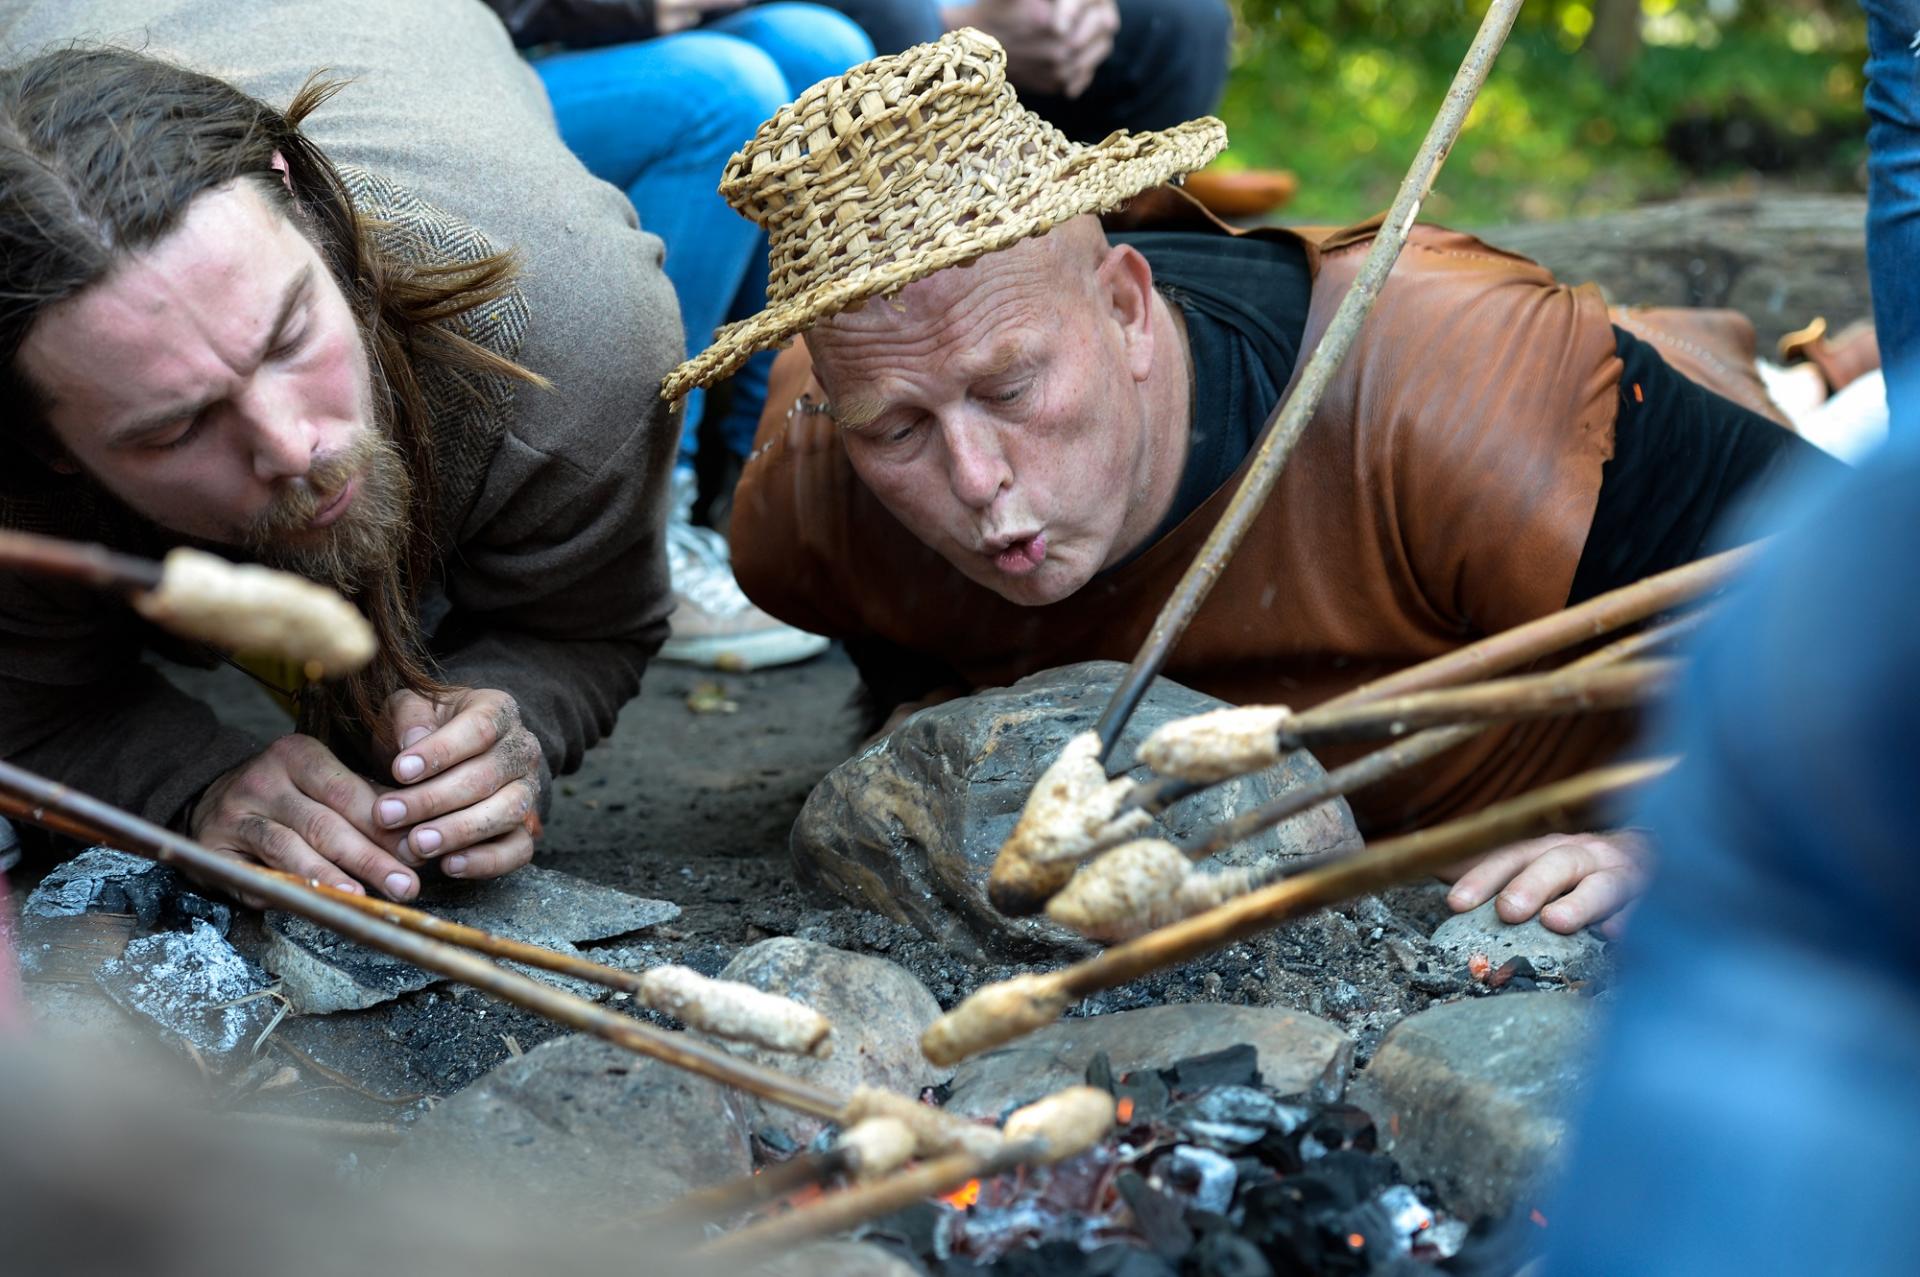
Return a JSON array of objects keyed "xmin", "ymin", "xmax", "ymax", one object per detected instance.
[
  {"xmin": 1863, "ymin": 0, "xmax": 1920, "ymax": 439},
  {"xmin": 531, "ymin": 5, "xmax": 873, "ymax": 456},
  {"xmin": 1548, "ymin": 437, "xmax": 1920, "ymax": 1276}
]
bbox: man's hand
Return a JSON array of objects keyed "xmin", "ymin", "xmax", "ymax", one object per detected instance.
[
  {"xmin": 1443, "ymin": 830, "xmax": 1651, "ymax": 939},
  {"xmin": 189, "ymin": 735, "xmax": 418, "ymax": 902},
  {"xmin": 949, "ymin": 0, "xmax": 1119, "ymax": 98},
  {"xmin": 656, "ymin": 0, "xmax": 749, "ymax": 35},
  {"xmin": 373, "ymin": 687, "xmax": 543, "ymax": 882}
]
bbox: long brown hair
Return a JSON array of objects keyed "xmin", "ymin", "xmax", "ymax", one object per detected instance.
[{"xmin": 0, "ymin": 46, "xmax": 546, "ymax": 750}]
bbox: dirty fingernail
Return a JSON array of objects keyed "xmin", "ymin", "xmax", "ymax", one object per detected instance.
[
  {"xmin": 413, "ymin": 828, "xmax": 442, "ymax": 855},
  {"xmin": 395, "ymin": 754, "xmax": 425, "ymax": 782},
  {"xmin": 377, "ymin": 798, "xmax": 406, "ymax": 826},
  {"xmin": 384, "ymin": 872, "xmax": 413, "ymax": 899},
  {"xmin": 445, "ymin": 855, "xmax": 468, "ymax": 877},
  {"xmin": 401, "ymin": 726, "xmax": 431, "ymax": 750}
]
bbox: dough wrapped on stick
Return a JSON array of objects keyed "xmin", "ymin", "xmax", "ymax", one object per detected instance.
[
  {"xmin": 637, "ymin": 966, "xmax": 834, "ymax": 1057},
  {"xmin": 1138, "ymin": 705, "xmax": 1291, "ymax": 784},
  {"xmin": 988, "ymin": 731, "xmax": 1150, "ymax": 916},
  {"xmin": 921, "ymin": 972, "xmax": 1073, "ymax": 1068},
  {"xmin": 836, "ymin": 1116, "xmax": 918, "ymax": 1179},
  {"xmin": 131, "ymin": 547, "xmax": 376, "ymax": 678},
  {"xmin": 1002, "ymin": 1086, "xmax": 1116, "ymax": 1164}
]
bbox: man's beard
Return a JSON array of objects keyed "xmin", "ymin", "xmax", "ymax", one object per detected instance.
[{"xmin": 242, "ymin": 428, "xmax": 412, "ymax": 594}]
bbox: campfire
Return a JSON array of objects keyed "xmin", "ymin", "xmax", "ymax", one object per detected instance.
[{"xmin": 736, "ymin": 1045, "xmax": 1467, "ymax": 1275}]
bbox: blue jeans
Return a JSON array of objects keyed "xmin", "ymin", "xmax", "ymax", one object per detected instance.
[
  {"xmin": 531, "ymin": 5, "xmax": 873, "ymax": 460},
  {"xmin": 1548, "ymin": 443, "xmax": 1920, "ymax": 1275},
  {"xmin": 1863, "ymin": 0, "xmax": 1920, "ymax": 441}
]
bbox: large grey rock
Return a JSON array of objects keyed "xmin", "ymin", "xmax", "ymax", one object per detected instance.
[
  {"xmin": 1430, "ymin": 900, "xmax": 1610, "ymax": 983},
  {"xmin": 1349, "ymin": 992, "xmax": 1595, "ymax": 1221},
  {"xmin": 715, "ymin": 938, "xmax": 948, "ymax": 1146},
  {"xmin": 94, "ymin": 919, "xmax": 278, "ymax": 1066},
  {"xmin": 945, "ymin": 1003, "xmax": 1355, "ymax": 1119},
  {"xmin": 262, "ymin": 865, "xmax": 678, "ymax": 1013},
  {"xmin": 1479, "ymin": 194, "xmax": 1869, "ymax": 348},
  {"xmin": 398, "ymin": 1033, "xmax": 751, "ymax": 1215},
  {"xmin": 793, "ymin": 662, "xmax": 1363, "ymax": 960}
]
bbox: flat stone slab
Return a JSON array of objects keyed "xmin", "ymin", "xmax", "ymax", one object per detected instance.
[
  {"xmin": 1349, "ymin": 991, "xmax": 1595, "ymax": 1222},
  {"xmin": 397, "ymin": 1032, "xmax": 751, "ymax": 1216},
  {"xmin": 263, "ymin": 865, "xmax": 679, "ymax": 1013},
  {"xmin": 793, "ymin": 662, "xmax": 1363, "ymax": 961},
  {"xmin": 1430, "ymin": 900, "xmax": 1610, "ymax": 983},
  {"xmin": 715, "ymin": 937, "xmax": 949, "ymax": 1147},
  {"xmin": 95, "ymin": 918, "xmax": 277, "ymax": 1066},
  {"xmin": 944, "ymin": 1002, "xmax": 1355, "ymax": 1119}
]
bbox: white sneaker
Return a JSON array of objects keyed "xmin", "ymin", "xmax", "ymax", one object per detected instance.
[{"xmin": 659, "ymin": 472, "xmax": 829, "ymax": 670}]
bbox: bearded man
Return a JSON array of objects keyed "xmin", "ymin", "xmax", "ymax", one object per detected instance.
[
  {"xmin": 665, "ymin": 30, "xmax": 1856, "ymax": 937},
  {"xmin": 0, "ymin": 0, "xmax": 682, "ymax": 901}
]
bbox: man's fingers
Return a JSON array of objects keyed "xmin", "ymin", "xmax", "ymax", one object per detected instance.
[
  {"xmin": 278, "ymin": 797, "xmax": 421, "ymax": 901},
  {"xmin": 1493, "ymin": 841, "xmax": 1603, "ymax": 924},
  {"xmin": 381, "ymin": 689, "xmax": 441, "ymax": 768},
  {"xmin": 440, "ymin": 828, "xmax": 536, "ymax": 882},
  {"xmin": 404, "ymin": 778, "xmax": 539, "ymax": 860},
  {"xmin": 1539, "ymin": 868, "xmax": 1639, "ymax": 935},
  {"xmin": 1445, "ymin": 839, "xmax": 1548, "ymax": 911},
  {"xmin": 219, "ymin": 814, "xmax": 364, "ymax": 897},
  {"xmin": 390, "ymin": 696, "xmax": 509, "ymax": 786}
]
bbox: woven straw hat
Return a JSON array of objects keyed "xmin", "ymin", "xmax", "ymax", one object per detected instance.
[{"xmin": 659, "ymin": 28, "xmax": 1227, "ymax": 401}]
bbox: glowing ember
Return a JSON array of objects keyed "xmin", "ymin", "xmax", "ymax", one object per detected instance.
[
  {"xmin": 939, "ymin": 1179, "xmax": 983, "ymax": 1209},
  {"xmin": 1347, "ymin": 1233, "xmax": 1366, "ymax": 1250},
  {"xmin": 1115, "ymin": 1097, "xmax": 1136, "ymax": 1123}
]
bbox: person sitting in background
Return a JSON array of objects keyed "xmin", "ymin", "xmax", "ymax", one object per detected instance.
[
  {"xmin": 484, "ymin": 0, "xmax": 872, "ymax": 669},
  {"xmin": 802, "ymin": 0, "xmax": 1232, "ymax": 143},
  {"xmin": 669, "ymin": 31, "xmax": 1859, "ymax": 938},
  {"xmin": 0, "ymin": 0, "xmax": 684, "ymax": 902}
]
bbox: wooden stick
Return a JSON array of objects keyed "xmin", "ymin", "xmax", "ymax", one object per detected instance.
[
  {"xmin": 646, "ymin": 1147, "xmax": 856, "ymax": 1231},
  {"xmin": 1091, "ymin": 0, "xmax": 1528, "ymax": 761},
  {"xmin": 925, "ymin": 757, "xmax": 1673, "ymax": 1066},
  {"xmin": 698, "ymin": 1143, "xmax": 1041, "ymax": 1260},
  {"xmin": 1314, "ymin": 546, "xmax": 1749, "ymax": 716},
  {"xmin": 0, "ymin": 529, "xmax": 162, "ymax": 592},
  {"xmin": 1181, "ymin": 614, "xmax": 1706, "ymax": 860},
  {"xmin": 1274, "ymin": 659, "xmax": 1678, "ymax": 749},
  {"xmin": 224, "ymin": 1111, "xmax": 406, "ymax": 1145},
  {"xmin": 0, "ymin": 759, "xmax": 847, "ymax": 1123}
]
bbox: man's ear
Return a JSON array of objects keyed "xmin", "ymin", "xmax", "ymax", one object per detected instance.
[{"xmin": 1098, "ymin": 244, "xmax": 1157, "ymax": 382}]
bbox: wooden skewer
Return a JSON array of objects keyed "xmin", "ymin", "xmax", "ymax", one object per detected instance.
[
  {"xmin": 0, "ymin": 759, "xmax": 847, "ymax": 1122},
  {"xmin": 926, "ymin": 757, "xmax": 1674, "ymax": 1066},
  {"xmin": 643, "ymin": 1147, "xmax": 856, "ymax": 1232},
  {"xmin": 1314, "ymin": 547, "xmax": 1748, "ymax": 716},
  {"xmin": 0, "ymin": 530, "xmax": 375, "ymax": 677},
  {"xmin": 0, "ymin": 529, "xmax": 163, "ymax": 592},
  {"xmin": 698, "ymin": 1142, "xmax": 1042, "ymax": 1260},
  {"xmin": 1273, "ymin": 658, "xmax": 1678, "ymax": 750},
  {"xmin": 1179, "ymin": 613, "xmax": 1708, "ymax": 861},
  {"xmin": 1089, "ymin": 0, "xmax": 1529, "ymax": 762}
]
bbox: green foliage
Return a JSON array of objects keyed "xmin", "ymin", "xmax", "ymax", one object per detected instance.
[{"xmin": 1219, "ymin": 0, "xmax": 1868, "ymax": 224}]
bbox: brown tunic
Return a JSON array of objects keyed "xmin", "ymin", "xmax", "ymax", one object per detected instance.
[{"xmin": 730, "ymin": 190, "xmax": 1779, "ymax": 834}]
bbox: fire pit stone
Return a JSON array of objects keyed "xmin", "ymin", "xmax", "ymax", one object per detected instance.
[
  {"xmin": 1348, "ymin": 990, "xmax": 1595, "ymax": 1221},
  {"xmin": 1429, "ymin": 899, "xmax": 1611, "ymax": 985},
  {"xmin": 791, "ymin": 662, "xmax": 1364, "ymax": 962},
  {"xmin": 943, "ymin": 1002, "xmax": 1353, "ymax": 1120},
  {"xmin": 396, "ymin": 1032, "xmax": 751, "ymax": 1216},
  {"xmin": 713, "ymin": 936, "xmax": 951, "ymax": 1146}
]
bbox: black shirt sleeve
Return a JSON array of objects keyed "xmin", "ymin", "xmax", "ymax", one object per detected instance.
[{"xmin": 1567, "ymin": 326, "xmax": 1847, "ymax": 604}]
